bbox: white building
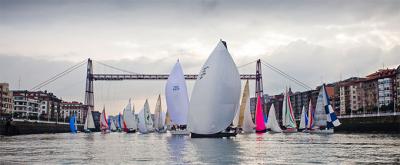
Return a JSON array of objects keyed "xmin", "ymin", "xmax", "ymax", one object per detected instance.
[
  {"xmin": 378, "ymin": 78, "xmax": 393, "ymax": 106},
  {"xmin": 13, "ymin": 94, "xmax": 40, "ymax": 119}
]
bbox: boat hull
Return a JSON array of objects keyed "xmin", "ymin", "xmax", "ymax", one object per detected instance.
[
  {"xmin": 191, "ymin": 132, "xmax": 237, "ymax": 138},
  {"xmin": 256, "ymin": 129, "xmax": 267, "ymax": 133},
  {"xmin": 305, "ymin": 129, "xmax": 334, "ymax": 134},
  {"xmin": 170, "ymin": 129, "xmax": 190, "ymax": 135},
  {"xmin": 125, "ymin": 129, "xmax": 136, "ymax": 133},
  {"xmin": 282, "ymin": 128, "xmax": 298, "ymax": 133}
]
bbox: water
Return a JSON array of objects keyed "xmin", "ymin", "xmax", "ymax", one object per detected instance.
[{"xmin": 1, "ymin": 133, "xmax": 399, "ymax": 164}]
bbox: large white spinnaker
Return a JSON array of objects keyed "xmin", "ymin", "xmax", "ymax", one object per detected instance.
[
  {"xmin": 188, "ymin": 40, "xmax": 241, "ymax": 135},
  {"xmin": 166, "ymin": 60, "xmax": 190, "ymax": 126}
]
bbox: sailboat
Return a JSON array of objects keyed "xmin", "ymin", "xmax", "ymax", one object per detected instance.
[
  {"xmin": 118, "ymin": 113, "xmax": 123, "ymax": 132},
  {"xmin": 138, "ymin": 99, "xmax": 154, "ymax": 134},
  {"xmin": 123, "ymin": 99, "xmax": 137, "ymax": 133},
  {"xmin": 308, "ymin": 84, "xmax": 341, "ymax": 133},
  {"xmin": 165, "ymin": 110, "xmax": 172, "ymax": 130},
  {"xmin": 69, "ymin": 115, "xmax": 77, "ymax": 133},
  {"xmin": 100, "ymin": 106, "xmax": 109, "ymax": 133},
  {"xmin": 281, "ymin": 89, "xmax": 297, "ymax": 133},
  {"xmin": 84, "ymin": 106, "xmax": 95, "ymax": 133},
  {"xmin": 266, "ymin": 104, "xmax": 282, "ymax": 133},
  {"xmin": 306, "ymin": 100, "xmax": 314, "ymax": 131},
  {"xmin": 255, "ymin": 94, "xmax": 267, "ymax": 133},
  {"xmin": 154, "ymin": 95, "xmax": 166, "ymax": 133},
  {"xmin": 166, "ymin": 60, "xmax": 190, "ymax": 135},
  {"xmin": 188, "ymin": 40, "xmax": 241, "ymax": 138},
  {"xmin": 233, "ymin": 80, "xmax": 255, "ymax": 133},
  {"xmin": 110, "ymin": 118, "xmax": 117, "ymax": 132},
  {"xmin": 298, "ymin": 105, "xmax": 307, "ymax": 132}
]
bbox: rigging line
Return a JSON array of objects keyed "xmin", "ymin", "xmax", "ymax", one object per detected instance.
[
  {"xmin": 93, "ymin": 60, "xmax": 139, "ymax": 74},
  {"xmin": 260, "ymin": 60, "xmax": 311, "ymax": 89},
  {"xmin": 32, "ymin": 62, "xmax": 86, "ymax": 91},
  {"xmin": 260, "ymin": 61, "xmax": 312, "ymax": 90},
  {"xmin": 31, "ymin": 60, "xmax": 87, "ymax": 90}
]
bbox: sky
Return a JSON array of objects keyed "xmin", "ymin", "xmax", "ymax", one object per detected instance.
[{"xmin": 1, "ymin": 0, "xmax": 400, "ymax": 115}]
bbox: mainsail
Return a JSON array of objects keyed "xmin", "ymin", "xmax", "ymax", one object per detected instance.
[
  {"xmin": 266, "ymin": 104, "xmax": 282, "ymax": 133},
  {"xmin": 188, "ymin": 40, "xmax": 241, "ymax": 135},
  {"xmin": 166, "ymin": 60, "xmax": 190, "ymax": 126},
  {"xmin": 282, "ymin": 89, "xmax": 297, "ymax": 129},
  {"xmin": 138, "ymin": 107, "xmax": 147, "ymax": 133},
  {"xmin": 242, "ymin": 96, "xmax": 255, "ymax": 133},
  {"xmin": 154, "ymin": 95, "xmax": 165, "ymax": 131},
  {"xmin": 307, "ymin": 100, "xmax": 314, "ymax": 129},
  {"xmin": 299, "ymin": 106, "xmax": 307, "ymax": 129},
  {"xmin": 123, "ymin": 99, "xmax": 137, "ymax": 131},
  {"xmin": 69, "ymin": 115, "xmax": 77, "ymax": 133},
  {"xmin": 144, "ymin": 99, "xmax": 154, "ymax": 132},
  {"xmin": 234, "ymin": 80, "xmax": 250, "ymax": 128},
  {"xmin": 100, "ymin": 107, "xmax": 109, "ymax": 130},
  {"xmin": 84, "ymin": 106, "xmax": 95, "ymax": 131}
]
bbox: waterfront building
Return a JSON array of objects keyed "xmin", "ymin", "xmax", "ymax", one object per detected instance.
[
  {"xmin": 0, "ymin": 83, "xmax": 13, "ymax": 114},
  {"xmin": 12, "ymin": 91, "xmax": 40, "ymax": 119},
  {"xmin": 12, "ymin": 90, "xmax": 62, "ymax": 121},
  {"xmin": 396, "ymin": 65, "xmax": 400, "ymax": 112},
  {"xmin": 61, "ymin": 101, "xmax": 86, "ymax": 123},
  {"xmin": 339, "ymin": 78, "xmax": 363, "ymax": 115}
]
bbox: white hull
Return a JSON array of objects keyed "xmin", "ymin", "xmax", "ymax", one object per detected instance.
[
  {"xmin": 170, "ymin": 129, "xmax": 190, "ymax": 135},
  {"xmin": 305, "ymin": 129, "xmax": 334, "ymax": 134}
]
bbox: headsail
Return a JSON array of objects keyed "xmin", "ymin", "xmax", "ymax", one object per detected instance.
[
  {"xmin": 307, "ymin": 100, "xmax": 314, "ymax": 129},
  {"xmin": 154, "ymin": 95, "xmax": 165, "ymax": 131},
  {"xmin": 84, "ymin": 106, "xmax": 95, "ymax": 131},
  {"xmin": 100, "ymin": 107, "xmax": 109, "ymax": 130},
  {"xmin": 282, "ymin": 89, "xmax": 297, "ymax": 129},
  {"xmin": 299, "ymin": 106, "xmax": 307, "ymax": 129},
  {"xmin": 70, "ymin": 115, "xmax": 77, "ymax": 133},
  {"xmin": 144, "ymin": 99, "xmax": 154, "ymax": 132},
  {"xmin": 266, "ymin": 104, "xmax": 282, "ymax": 133},
  {"xmin": 123, "ymin": 99, "xmax": 137, "ymax": 131}
]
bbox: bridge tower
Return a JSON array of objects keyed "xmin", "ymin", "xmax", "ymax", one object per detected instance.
[
  {"xmin": 254, "ymin": 59, "xmax": 265, "ymax": 119},
  {"xmin": 84, "ymin": 58, "xmax": 94, "ymax": 113}
]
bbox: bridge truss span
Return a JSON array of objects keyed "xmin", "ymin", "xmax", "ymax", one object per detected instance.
[{"xmin": 91, "ymin": 73, "xmax": 256, "ymax": 81}]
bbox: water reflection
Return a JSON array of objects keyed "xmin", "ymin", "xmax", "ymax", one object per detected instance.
[
  {"xmin": 190, "ymin": 138, "xmax": 240, "ymax": 164},
  {"xmin": 0, "ymin": 133, "xmax": 399, "ymax": 164}
]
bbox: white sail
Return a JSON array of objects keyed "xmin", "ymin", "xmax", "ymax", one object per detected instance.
[
  {"xmin": 165, "ymin": 60, "xmax": 190, "ymax": 125},
  {"xmin": 84, "ymin": 106, "xmax": 95, "ymax": 131},
  {"xmin": 266, "ymin": 104, "xmax": 282, "ymax": 133},
  {"xmin": 123, "ymin": 99, "xmax": 137, "ymax": 130},
  {"xmin": 110, "ymin": 119, "xmax": 117, "ymax": 131},
  {"xmin": 138, "ymin": 107, "xmax": 148, "ymax": 133},
  {"xmin": 242, "ymin": 97, "xmax": 255, "ymax": 133},
  {"xmin": 144, "ymin": 99, "xmax": 154, "ymax": 132},
  {"xmin": 281, "ymin": 90, "xmax": 297, "ymax": 128},
  {"xmin": 314, "ymin": 87, "xmax": 327, "ymax": 127},
  {"xmin": 188, "ymin": 40, "xmax": 241, "ymax": 134},
  {"xmin": 232, "ymin": 104, "xmax": 240, "ymax": 127},
  {"xmin": 154, "ymin": 95, "xmax": 165, "ymax": 130},
  {"xmin": 299, "ymin": 106, "xmax": 307, "ymax": 129}
]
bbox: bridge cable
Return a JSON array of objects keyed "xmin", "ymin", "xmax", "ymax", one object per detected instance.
[
  {"xmin": 93, "ymin": 60, "xmax": 139, "ymax": 74},
  {"xmin": 260, "ymin": 60, "xmax": 312, "ymax": 90},
  {"xmin": 31, "ymin": 59, "xmax": 87, "ymax": 91},
  {"xmin": 237, "ymin": 59, "xmax": 258, "ymax": 69}
]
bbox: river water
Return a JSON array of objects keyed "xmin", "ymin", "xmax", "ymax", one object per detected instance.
[{"xmin": 1, "ymin": 133, "xmax": 399, "ymax": 164}]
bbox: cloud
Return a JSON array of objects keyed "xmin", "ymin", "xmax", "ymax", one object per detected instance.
[{"xmin": 1, "ymin": 0, "xmax": 400, "ymax": 114}]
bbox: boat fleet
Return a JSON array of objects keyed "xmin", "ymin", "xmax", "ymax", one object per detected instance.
[{"xmin": 77, "ymin": 40, "xmax": 341, "ymax": 137}]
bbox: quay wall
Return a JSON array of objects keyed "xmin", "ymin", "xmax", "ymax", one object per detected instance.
[
  {"xmin": 0, "ymin": 120, "xmax": 84, "ymax": 136},
  {"xmin": 335, "ymin": 115, "xmax": 400, "ymax": 133}
]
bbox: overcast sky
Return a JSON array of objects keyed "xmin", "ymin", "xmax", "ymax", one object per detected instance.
[{"xmin": 1, "ymin": 0, "xmax": 399, "ymax": 115}]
